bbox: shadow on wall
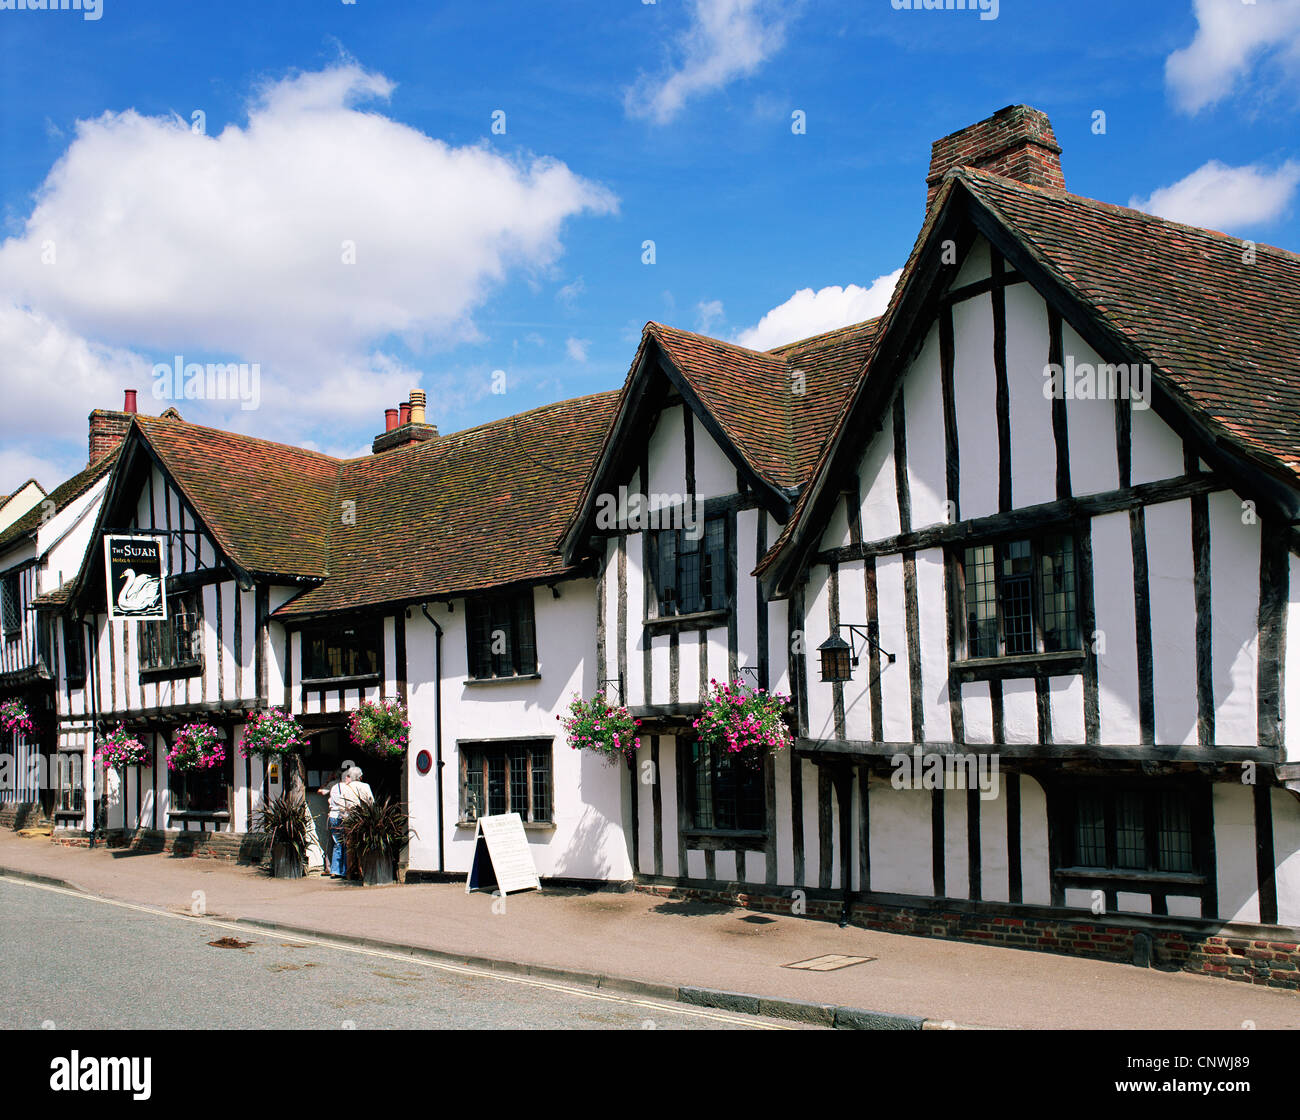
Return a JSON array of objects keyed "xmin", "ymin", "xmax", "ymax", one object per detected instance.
[{"xmin": 551, "ymin": 747, "xmax": 629, "ymax": 882}]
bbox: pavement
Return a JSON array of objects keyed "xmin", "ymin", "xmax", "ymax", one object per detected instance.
[{"xmin": 1, "ymin": 829, "xmax": 1298, "ymax": 1030}]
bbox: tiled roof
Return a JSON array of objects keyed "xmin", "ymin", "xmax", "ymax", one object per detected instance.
[
  {"xmin": 758, "ymin": 167, "xmax": 1300, "ymax": 582},
  {"xmin": 135, "ymin": 417, "xmax": 341, "ymax": 580},
  {"xmin": 274, "ymin": 391, "xmax": 620, "ymax": 616},
  {"xmin": 957, "ymin": 166, "xmax": 1300, "ymax": 484},
  {"xmin": 0, "ymin": 450, "xmax": 119, "ymax": 554},
  {"xmin": 647, "ymin": 317, "xmax": 881, "ymax": 491}
]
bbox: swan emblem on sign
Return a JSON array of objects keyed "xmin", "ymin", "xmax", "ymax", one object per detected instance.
[{"xmin": 117, "ymin": 569, "xmax": 162, "ymax": 615}]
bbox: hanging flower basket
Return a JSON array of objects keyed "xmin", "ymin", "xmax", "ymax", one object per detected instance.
[
  {"xmin": 95, "ymin": 727, "xmax": 151, "ymax": 769},
  {"xmin": 693, "ymin": 678, "xmax": 793, "ymax": 757},
  {"xmin": 559, "ymin": 692, "xmax": 641, "ymax": 765},
  {"xmin": 167, "ymin": 723, "xmax": 225, "ymax": 772},
  {"xmin": 239, "ymin": 708, "xmax": 308, "ymax": 759},
  {"xmin": 0, "ymin": 699, "xmax": 35, "ymax": 738},
  {"xmin": 348, "ymin": 699, "xmax": 410, "ymax": 759}
]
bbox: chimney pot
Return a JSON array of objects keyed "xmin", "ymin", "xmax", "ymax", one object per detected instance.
[
  {"xmin": 123, "ymin": 389, "xmax": 138, "ymax": 414},
  {"xmin": 399, "ymin": 402, "xmax": 412, "ymax": 426},
  {"xmin": 409, "ymin": 389, "xmax": 427, "ymax": 426},
  {"xmin": 385, "ymin": 408, "xmax": 399, "ymax": 432}
]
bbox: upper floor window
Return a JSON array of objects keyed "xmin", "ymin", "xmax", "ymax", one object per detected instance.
[
  {"xmin": 467, "ymin": 592, "xmax": 537, "ymax": 680},
  {"xmin": 304, "ymin": 620, "xmax": 381, "ymax": 682},
  {"xmin": 652, "ymin": 515, "xmax": 727, "ymax": 617},
  {"xmin": 140, "ymin": 590, "xmax": 202, "ymax": 674},
  {"xmin": 1, "ymin": 573, "xmax": 20, "ymax": 640},
  {"xmin": 63, "ymin": 619, "xmax": 85, "ymax": 685},
  {"xmin": 959, "ymin": 531, "xmax": 1078, "ymax": 660}
]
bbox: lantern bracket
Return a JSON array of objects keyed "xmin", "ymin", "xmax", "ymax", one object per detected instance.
[{"xmin": 836, "ymin": 623, "xmax": 895, "ymax": 667}]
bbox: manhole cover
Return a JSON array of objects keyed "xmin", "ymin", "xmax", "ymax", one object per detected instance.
[{"xmin": 783, "ymin": 954, "xmax": 874, "ymax": 971}]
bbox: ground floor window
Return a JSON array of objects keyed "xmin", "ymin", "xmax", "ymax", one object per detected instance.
[
  {"xmin": 169, "ymin": 745, "xmax": 233, "ymax": 814},
  {"xmin": 56, "ymin": 751, "xmax": 84, "ymax": 815},
  {"xmin": 686, "ymin": 738, "xmax": 765, "ymax": 832},
  {"xmin": 460, "ymin": 741, "xmax": 551, "ymax": 823}
]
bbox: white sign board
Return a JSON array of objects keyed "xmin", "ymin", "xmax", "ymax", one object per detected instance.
[{"xmin": 466, "ymin": 812, "xmax": 540, "ymax": 895}]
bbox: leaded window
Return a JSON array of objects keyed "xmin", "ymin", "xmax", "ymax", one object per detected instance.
[
  {"xmin": 460, "ymin": 742, "xmax": 552, "ymax": 823},
  {"xmin": 960, "ymin": 532, "xmax": 1080, "ymax": 660},
  {"xmin": 652, "ymin": 516, "xmax": 727, "ymax": 616},
  {"xmin": 466, "ymin": 592, "xmax": 537, "ymax": 679}
]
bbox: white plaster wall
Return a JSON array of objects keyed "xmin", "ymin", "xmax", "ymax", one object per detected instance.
[
  {"xmin": 951, "ymin": 236, "xmax": 990, "ymax": 289},
  {"xmin": 903, "ymin": 333, "xmax": 949, "ymax": 530},
  {"xmin": 775, "ymin": 750, "xmax": 795, "ymax": 884},
  {"xmin": 1091, "ymin": 512, "xmax": 1141, "ymax": 743},
  {"xmin": 916, "ymin": 548, "xmax": 951, "ymax": 743},
  {"xmin": 1208, "ymin": 489, "xmax": 1260, "ymax": 747},
  {"xmin": 1020, "ymin": 775, "xmax": 1051, "ymax": 905},
  {"xmin": 1048, "ymin": 675, "xmax": 1086, "ymax": 744},
  {"xmin": 692, "ymin": 411, "xmax": 737, "ymax": 501},
  {"xmin": 856, "ymin": 422, "xmax": 901, "ymax": 544},
  {"xmin": 961, "ymin": 679, "xmax": 993, "ymax": 744},
  {"xmin": 1130, "ymin": 404, "xmax": 1186, "ymax": 486},
  {"xmin": 1059, "ymin": 325, "xmax": 1119, "ymax": 497},
  {"xmin": 952, "ymin": 292, "xmax": 998, "ymax": 522},
  {"xmin": 801, "ymin": 757, "xmax": 820, "ymax": 889},
  {"xmin": 1214, "ymin": 781, "xmax": 1260, "ymax": 923},
  {"xmin": 1003, "ymin": 282, "xmax": 1057, "ymax": 511},
  {"xmin": 837, "ymin": 558, "xmax": 871, "ymax": 742},
  {"xmin": 869, "ymin": 784, "xmax": 932, "ymax": 896},
  {"xmin": 1273, "ymin": 788, "xmax": 1300, "ymax": 927},
  {"xmin": 646, "ymin": 405, "xmax": 686, "ymax": 499},
  {"xmin": 1001, "ymin": 678, "xmax": 1038, "ymax": 744},
  {"xmin": 804, "ymin": 564, "xmax": 836, "ymax": 741},
  {"xmin": 1144, "ymin": 499, "xmax": 1198, "ymax": 747},
  {"xmin": 874, "ymin": 554, "xmax": 911, "ymax": 742},
  {"xmin": 980, "ymin": 792, "xmax": 1010, "ymax": 903},
  {"xmin": 943, "ymin": 787, "xmax": 969, "ymax": 899},
  {"xmin": 1286, "ymin": 556, "xmax": 1300, "ymax": 763},
  {"xmin": 625, "ymin": 533, "xmax": 647, "ymax": 708}
]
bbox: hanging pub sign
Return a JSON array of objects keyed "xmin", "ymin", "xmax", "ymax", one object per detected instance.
[{"xmin": 104, "ymin": 535, "xmax": 167, "ymax": 621}]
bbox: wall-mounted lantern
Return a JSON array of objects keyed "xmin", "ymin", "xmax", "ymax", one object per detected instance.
[{"xmin": 817, "ymin": 624, "xmax": 895, "ymax": 684}]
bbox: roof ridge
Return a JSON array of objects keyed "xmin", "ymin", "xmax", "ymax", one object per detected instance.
[
  {"xmin": 955, "ymin": 165, "xmax": 1300, "ymax": 265},
  {"xmin": 766, "ymin": 316, "xmax": 883, "ymax": 355},
  {"xmin": 646, "ymin": 320, "xmax": 787, "ymax": 362},
  {"xmin": 136, "ymin": 414, "xmax": 346, "ymax": 465}
]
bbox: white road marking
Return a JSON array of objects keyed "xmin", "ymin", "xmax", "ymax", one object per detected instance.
[{"xmin": 0, "ymin": 876, "xmax": 795, "ymax": 1029}]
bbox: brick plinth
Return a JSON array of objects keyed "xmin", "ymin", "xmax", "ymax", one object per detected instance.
[
  {"xmin": 51, "ymin": 828, "xmax": 271, "ymax": 866},
  {"xmin": 635, "ymin": 882, "xmax": 1300, "ymax": 992}
]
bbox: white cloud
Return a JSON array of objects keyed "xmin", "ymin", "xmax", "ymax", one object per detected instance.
[
  {"xmin": 696, "ymin": 299, "xmax": 725, "ymax": 334},
  {"xmin": 1166, "ymin": 0, "xmax": 1300, "ymax": 113},
  {"xmin": 733, "ymin": 271, "xmax": 902, "ymax": 352},
  {"xmin": 625, "ymin": 0, "xmax": 790, "ymax": 124},
  {"xmin": 0, "ymin": 63, "xmax": 617, "ymax": 459},
  {"xmin": 556, "ymin": 277, "xmax": 586, "ymax": 308},
  {"xmin": 1128, "ymin": 159, "xmax": 1300, "ymax": 231},
  {"xmin": 565, "ymin": 337, "xmax": 590, "ymax": 363}
]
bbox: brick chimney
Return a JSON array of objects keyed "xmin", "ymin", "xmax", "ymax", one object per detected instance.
[
  {"xmin": 372, "ymin": 390, "xmax": 439, "ymax": 454},
  {"xmin": 88, "ymin": 390, "xmax": 138, "ymax": 466},
  {"xmin": 926, "ymin": 105, "xmax": 1064, "ymax": 212}
]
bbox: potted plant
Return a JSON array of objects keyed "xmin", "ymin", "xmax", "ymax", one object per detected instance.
[
  {"xmin": 239, "ymin": 708, "xmax": 307, "ymax": 759},
  {"xmin": 693, "ymin": 678, "xmax": 794, "ymax": 761},
  {"xmin": 95, "ymin": 727, "xmax": 151, "ymax": 769},
  {"xmin": 253, "ymin": 793, "xmax": 312, "ymax": 879},
  {"xmin": 348, "ymin": 699, "xmax": 410, "ymax": 759},
  {"xmin": 340, "ymin": 798, "xmax": 415, "ymax": 885},
  {"xmin": 558, "ymin": 691, "xmax": 641, "ymax": 765},
  {"xmin": 166, "ymin": 722, "xmax": 225, "ymax": 772},
  {"xmin": 0, "ymin": 698, "xmax": 35, "ymax": 738}
]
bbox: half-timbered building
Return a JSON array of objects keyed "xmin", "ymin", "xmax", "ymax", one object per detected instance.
[{"xmin": 25, "ymin": 104, "xmax": 1300, "ymax": 985}]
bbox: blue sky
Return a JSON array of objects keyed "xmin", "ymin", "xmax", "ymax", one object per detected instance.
[{"xmin": 1, "ymin": 0, "xmax": 1297, "ymax": 492}]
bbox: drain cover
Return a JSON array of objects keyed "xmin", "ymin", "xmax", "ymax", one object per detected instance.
[{"xmin": 783, "ymin": 954, "xmax": 874, "ymax": 971}]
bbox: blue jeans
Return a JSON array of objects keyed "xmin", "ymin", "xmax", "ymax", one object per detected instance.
[{"xmin": 328, "ymin": 817, "xmax": 346, "ymax": 877}]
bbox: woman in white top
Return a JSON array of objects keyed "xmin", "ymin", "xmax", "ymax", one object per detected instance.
[{"xmin": 317, "ymin": 766, "xmax": 374, "ymax": 878}]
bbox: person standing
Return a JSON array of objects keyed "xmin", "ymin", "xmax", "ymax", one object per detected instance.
[{"xmin": 319, "ymin": 769, "xmax": 353, "ymax": 879}]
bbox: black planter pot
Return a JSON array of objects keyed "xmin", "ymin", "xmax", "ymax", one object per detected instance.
[
  {"xmin": 271, "ymin": 841, "xmax": 304, "ymax": 879},
  {"xmin": 360, "ymin": 851, "xmax": 394, "ymax": 886}
]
